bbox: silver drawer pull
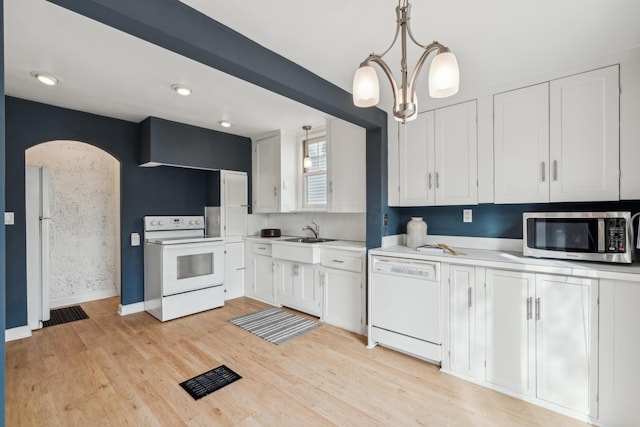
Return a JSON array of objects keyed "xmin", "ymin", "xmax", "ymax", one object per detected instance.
[
  {"xmin": 332, "ymin": 259, "xmax": 345, "ymax": 263},
  {"xmin": 257, "ymin": 247, "xmax": 266, "ymax": 250}
]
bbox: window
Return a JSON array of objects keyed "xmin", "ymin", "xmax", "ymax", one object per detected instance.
[{"xmin": 302, "ymin": 135, "xmax": 327, "ymax": 207}]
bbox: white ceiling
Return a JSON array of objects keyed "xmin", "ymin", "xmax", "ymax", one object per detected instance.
[{"xmin": 4, "ymin": 0, "xmax": 640, "ymax": 138}]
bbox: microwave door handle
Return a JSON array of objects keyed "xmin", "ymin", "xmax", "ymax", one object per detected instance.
[{"xmin": 598, "ymin": 218, "xmax": 605, "ymax": 253}]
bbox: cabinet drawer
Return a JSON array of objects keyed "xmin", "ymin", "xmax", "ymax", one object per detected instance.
[
  {"xmin": 252, "ymin": 242, "xmax": 272, "ymax": 256},
  {"xmin": 321, "ymin": 251, "xmax": 362, "ymax": 272}
]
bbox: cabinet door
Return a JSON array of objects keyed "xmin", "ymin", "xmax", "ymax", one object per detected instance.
[
  {"xmin": 253, "ymin": 254, "xmax": 275, "ymax": 304},
  {"xmin": 322, "ymin": 268, "xmax": 363, "ymax": 334},
  {"xmin": 399, "ymin": 111, "xmax": 435, "ymax": 206},
  {"xmin": 252, "ymin": 135, "xmax": 279, "ymax": 213},
  {"xmin": 535, "ymin": 275, "xmax": 597, "ymax": 416},
  {"xmin": 221, "ymin": 170, "xmax": 248, "ymax": 237},
  {"xmin": 296, "ymin": 264, "xmax": 321, "ymax": 316},
  {"xmin": 485, "ymin": 269, "xmax": 535, "ymax": 395},
  {"xmin": 549, "ymin": 65, "xmax": 619, "ymax": 202},
  {"xmin": 224, "ymin": 242, "xmax": 244, "ymax": 300},
  {"xmin": 275, "ymin": 260, "xmax": 296, "ymax": 308},
  {"xmin": 434, "ymin": 101, "xmax": 478, "ymax": 205},
  {"xmin": 327, "ymin": 119, "xmax": 366, "ymax": 213},
  {"xmin": 494, "ymin": 84, "xmax": 550, "ymax": 203},
  {"xmin": 449, "ymin": 265, "xmax": 475, "ymax": 376}
]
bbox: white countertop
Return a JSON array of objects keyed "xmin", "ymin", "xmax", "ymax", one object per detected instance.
[
  {"xmin": 370, "ymin": 245, "xmax": 640, "ymax": 282},
  {"xmin": 244, "ymin": 235, "xmax": 366, "ymax": 252}
]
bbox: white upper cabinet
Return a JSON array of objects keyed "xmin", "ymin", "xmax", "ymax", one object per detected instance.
[
  {"xmin": 399, "ymin": 111, "xmax": 435, "ymax": 206},
  {"xmin": 549, "ymin": 65, "xmax": 620, "ymax": 202},
  {"xmin": 434, "ymin": 101, "xmax": 478, "ymax": 206},
  {"xmin": 397, "ymin": 100, "xmax": 478, "ymax": 206},
  {"xmin": 494, "ymin": 83, "xmax": 550, "ymax": 203},
  {"xmin": 327, "ymin": 118, "xmax": 366, "ymax": 213},
  {"xmin": 252, "ymin": 131, "xmax": 296, "ymax": 213},
  {"xmin": 493, "ymin": 65, "xmax": 620, "ymax": 204}
]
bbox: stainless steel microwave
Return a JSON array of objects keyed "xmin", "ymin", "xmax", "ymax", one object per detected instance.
[{"xmin": 523, "ymin": 212, "xmax": 633, "ymax": 264}]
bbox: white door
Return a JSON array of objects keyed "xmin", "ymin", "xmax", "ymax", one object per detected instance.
[
  {"xmin": 296, "ymin": 263, "xmax": 321, "ymax": 316},
  {"xmin": 275, "ymin": 260, "xmax": 297, "ymax": 308},
  {"xmin": 535, "ymin": 274, "xmax": 597, "ymax": 416},
  {"xmin": 485, "ymin": 269, "xmax": 535, "ymax": 395},
  {"xmin": 221, "ymin": 170, "xmax": 248, "ymax": 237},
  {"xmin": 494, "ymin": 83, "xmax": 550, "ymax": 203},
  {"xmin": 224, "ymin": 241, "xmax": 244, "ymax": 300},
  {"xmin": 253, "ymin": 254, "xmax": 274, "ymax": 304},
  {"xmin": 549, "ymin": 65, "xmax": 619, "ymax": 202},
  {"xmin": 434, "ymin": 101, "xmax": 478, "ymax": 205},
  {"xmin": 449, "ymin": 265, "xmax": 475, "ymax": 376},
  {"xmin": 399, "ymin": 111, "xmax": 435, "ymax": 206},
  {"xmin": 322, "ymin": 268, "xmax": 362, "ymax": 334},
  {"xmin": 327, "ymin": 119, "xmax": 366, "ymax": 213},
  {"xmin": 252, "ymin": 135, "xmax": 279, "ymax": 213}
]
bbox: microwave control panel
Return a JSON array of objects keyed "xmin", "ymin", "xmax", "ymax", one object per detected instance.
[{"xmin": 606, "ymin": 218, "xmax": 627, "ymax": 253}]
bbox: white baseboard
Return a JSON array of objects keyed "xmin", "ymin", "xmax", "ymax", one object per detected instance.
[
  {"xmin": 5, "ymin": 326, "xmax": 32, "ymax": 342},
  {"xmin": 118, "ymin": 302, "xmax": 145, "ymax": 316},
  {"xmin": 50, "ymin": 289, "xmax": 119, "ymax": 309}
]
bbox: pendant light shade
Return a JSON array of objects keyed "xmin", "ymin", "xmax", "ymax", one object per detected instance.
[
  {"xmin": 302, "ymin": 125, "xmax": 313, "ymax": 170},
  {"xmin": 352, "ymin": 0, "xmax": 460, "ymax": 123},
  {"xmin": 353, "ymin": 65, "xmax": 380, "ymax": 107},
  {"xmin": 428, "ymin": 51, "xmax": 460, "ymax": 98}
]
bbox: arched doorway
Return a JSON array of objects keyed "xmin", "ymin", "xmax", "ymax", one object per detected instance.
[{"xmin": 25, "ymin": 140, "xmax": 121, "ymax": 328}]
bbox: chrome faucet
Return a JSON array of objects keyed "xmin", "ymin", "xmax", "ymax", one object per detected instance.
[{"xmin": 302, "ymin": 221, "xmax": 319, "ymax": 239}]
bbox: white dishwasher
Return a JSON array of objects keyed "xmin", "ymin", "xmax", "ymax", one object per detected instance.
[{"xmin": 368, "ymin": 255, "xmax": 442, "ymax": 365}]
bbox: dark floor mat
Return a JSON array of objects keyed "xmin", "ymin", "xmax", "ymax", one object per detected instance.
[
  {"xmin": 180, "ymin": 365, "xmax": 242, "ymax": 400},
  {"xmin": 42, "ymin": 305, "xmax": 89, "ymax": 328}
]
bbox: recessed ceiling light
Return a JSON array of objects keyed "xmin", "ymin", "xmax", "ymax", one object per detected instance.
[
  {"xmin": 30, "ymin": 71, "xmax": 59, "ymax": 86},
  {"xmin": 218, "ymin": 120, "xmax": 232, "ymax": 128},
  {"xmin": 171, "ymin": 84, "xmax": 191, "ymax": 96}
]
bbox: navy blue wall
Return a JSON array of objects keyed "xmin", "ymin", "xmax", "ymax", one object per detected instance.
[
  {"xmin": 4, "ymin": 97, "xmax": 217, "ymax": 328},
  {"xmin": 391, "ymin": 201, "xmax": 640, "ymax": 239},
  {"xmin": 1, "ymin": 0, "xmax": 7, "ymax": 420}
]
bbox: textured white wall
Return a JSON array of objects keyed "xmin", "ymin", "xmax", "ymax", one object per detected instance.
[{"xmin": 25, "ymin": 140, "xmax": 120, "ymax": 304}]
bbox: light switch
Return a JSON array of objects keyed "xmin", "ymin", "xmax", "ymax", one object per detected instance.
[
  {"xmin": 131, "ymin": 232, "xmax": 141, "ymax": 246},
  {"xmin": 4, "ymin": 212, "xmax": 14, "ymax": 225},
  {"xmin": 463, "ymin": 209, "xmax": 472, "ymax": 223}
]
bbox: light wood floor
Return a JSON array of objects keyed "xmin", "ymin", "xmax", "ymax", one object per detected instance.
[{"xmin": 6, "ymin": 297, "xmax": 587, "ymax": 426}]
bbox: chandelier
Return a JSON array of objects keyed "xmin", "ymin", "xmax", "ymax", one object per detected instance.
[{"xmin": 352, "ymin": 0, "xmax": 460, "ymax": 123}]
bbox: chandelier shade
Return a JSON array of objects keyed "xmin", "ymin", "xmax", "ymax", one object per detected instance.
[{"xmin": 352, "ymin": 0, "xmax": 460, "ymax": 123}]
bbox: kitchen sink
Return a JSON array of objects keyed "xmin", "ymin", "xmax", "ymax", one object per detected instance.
[{"xmin": 283, "ymin": 237, "xmax": 336, "ymax": 243}]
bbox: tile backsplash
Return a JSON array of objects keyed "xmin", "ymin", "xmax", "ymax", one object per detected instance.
[{"xmin": 248, "ymin": 212, "xmax": 366, "ymax": 242}]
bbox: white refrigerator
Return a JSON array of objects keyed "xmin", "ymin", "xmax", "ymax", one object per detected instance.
[{"xmin": 26, "ymin": 165, "xmax": 53, "ymax": 329}]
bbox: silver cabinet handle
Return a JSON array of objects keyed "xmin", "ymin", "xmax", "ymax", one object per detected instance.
[
  {"xmin": 274, "ymin": 186, "xmax": 278, "ymax": 197},
  {"xmin": 541, "ymin": 161, "xmax": 545, "ymax": 182},
  {"xmin": 329, "ymin": 181, "xmax": 334, "ymax": 193},
  {"xmin": 552, "ymin": 160, "xmax": 558, "ymax": 181},
  {"xmin": 332, "ymin": 259, "xmax": 345, "ymax": 263},
  {"xmin": 428, "ymin": 173, "xmax": 433, "ymax": 189},
  {"xmin": 468, "ymin": 287, "xmax": 472, "ymax": 308},
  {"xmin": 535, "ymin": 297, "xmax": 541, "ymax": 321},
  {"xmin": 527, "ymin": 297, "xmax": 532, "ymax": 320},
  {"xmin": 435, "ymin": 172, "xmax": 440, "ymax": 189}
]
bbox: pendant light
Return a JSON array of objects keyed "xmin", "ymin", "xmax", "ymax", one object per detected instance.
[
  {"xmin": 302, "ymin": 125, "xmax": 313, "ymax": 169},
  {"xmin": 352, "ymin": 0, "xmax": 460, "ymax": 123}
]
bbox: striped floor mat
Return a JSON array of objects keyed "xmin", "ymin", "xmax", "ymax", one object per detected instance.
[
  {"xmin": 228, "ymin": 307, "xmax": 319, "ymax": 345},
  {"xmin": 43, "ymin": 305, "xmax": 89, "ymax": 328}
]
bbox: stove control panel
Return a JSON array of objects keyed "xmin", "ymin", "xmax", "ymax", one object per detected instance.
[{"xmin": 144, "ymin": 216, "xmax": 204, "ymax": 232}]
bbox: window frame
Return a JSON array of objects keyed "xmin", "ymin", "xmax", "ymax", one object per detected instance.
[{"xmin": 300, "ymin": 130, "xmax": 328, "ymax": 210}]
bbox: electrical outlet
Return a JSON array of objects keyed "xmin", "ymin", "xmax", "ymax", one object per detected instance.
[
  {"xmin": 383, "ymin": 213, "xmax": 389, "ymax": 226},
  {"xmin": 4, "ymin": 212, "xmax": 14, "ymax": 225},
  {"xmin": 463, "ymin": 209, "xmax": 472, "ymax": 223},
  {"xmin": 131, "ymin": 233, "xmax": 140, "ymax": 246}
]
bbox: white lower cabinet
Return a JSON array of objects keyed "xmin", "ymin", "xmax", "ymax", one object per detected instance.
[
  {"xmin": 251, "ymin": 243, "xmax": 275, "ymax": 304},
  {"xmin": 320, "ymin": 250, "xmax": 365, "ymax": 334},
  {"xmin": 484, "ymin": 269, "xmax": 598, "ymax": 418},
  {"xmin": 447, "ymin": 264, "xmax": 478, "ymax": 378},
  {"xmin": 274, "ymin": 260, "xmax": 321, "ymax": 317}
]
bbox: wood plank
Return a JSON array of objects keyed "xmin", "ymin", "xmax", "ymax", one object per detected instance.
[{"xmin": 6, "ymin": 297, "xmax": 588, "ymax": 426}]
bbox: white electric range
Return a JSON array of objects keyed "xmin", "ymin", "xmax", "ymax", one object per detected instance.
[{"xmin": 143, "ymin": 215, "xmax": 225, "ymax": 321}]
